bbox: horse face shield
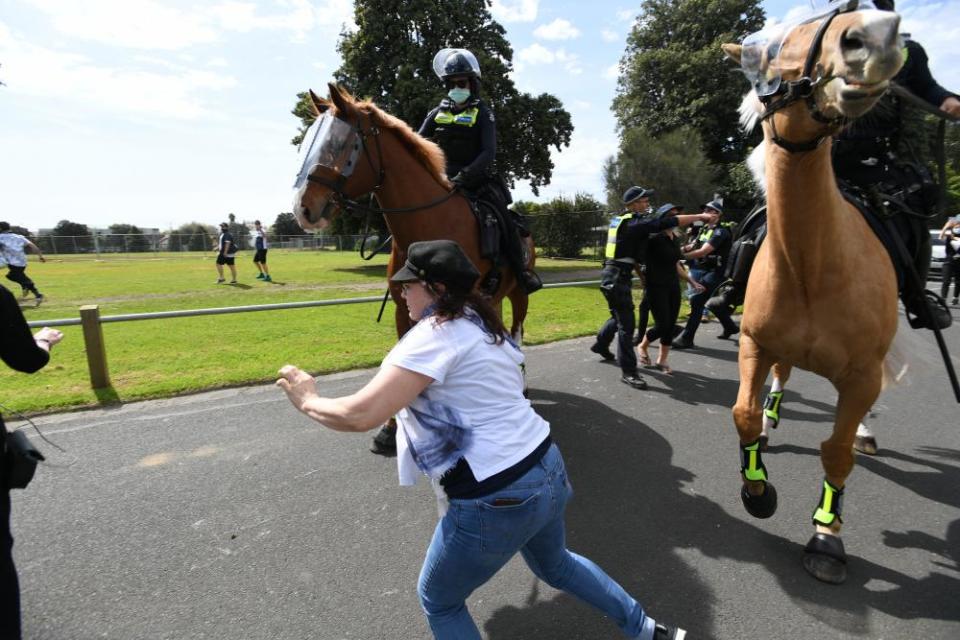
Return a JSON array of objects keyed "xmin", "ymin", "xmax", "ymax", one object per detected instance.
[{"xmin": 292, "ymin": 114, "xmax": 362, "ymax": 228}]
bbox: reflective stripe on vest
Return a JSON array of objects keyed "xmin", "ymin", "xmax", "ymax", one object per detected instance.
[
  {"xmin": 434, "ymin": 107, "xmax": 479, "ymax": 127},
  {"xmin": 605, "ymin": 214, "xmax": 634, "ymax": 260}
]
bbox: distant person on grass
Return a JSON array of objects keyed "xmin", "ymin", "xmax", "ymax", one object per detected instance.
[
  {"xmin": 252, "ymin": 220, "xmax": 271, "ymax": 282},
  {"xmin": 0, "ymin": 222, "xmax": 46, "ymax": 305},
  {"xmin": 215, "ymin": 222, "xmax": 238, "ymax": 284}
]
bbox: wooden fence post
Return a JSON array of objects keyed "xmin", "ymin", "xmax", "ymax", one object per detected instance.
[{"xmin": 79, "ymin": 305, "xmax": 111, "ymax": 389}]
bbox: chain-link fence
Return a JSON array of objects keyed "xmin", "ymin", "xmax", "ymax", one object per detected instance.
[{"xmin": 29, "ymin": 234, "xmax": 379, "ymax": 255}]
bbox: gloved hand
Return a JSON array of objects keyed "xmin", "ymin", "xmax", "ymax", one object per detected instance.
[{"xmin": 451, "ymin": 172, "xmax": 468, "ymax": 187}]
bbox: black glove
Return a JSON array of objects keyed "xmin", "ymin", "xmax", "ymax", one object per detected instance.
[{"xmin": 451, "ymin": 172, "xmax": 468, "ymax": 187}]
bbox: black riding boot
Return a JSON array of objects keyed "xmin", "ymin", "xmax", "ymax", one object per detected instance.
[{"xmin": 904, "ymin": 237, "xmax": 952, "ymax": 330}]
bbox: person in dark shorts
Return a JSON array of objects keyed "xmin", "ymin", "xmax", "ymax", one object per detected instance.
[
  {"xmin": 252, "ymin": 220, "xmax": 271, "ymax": 282},
  {"xmin": 215, "ymin": 222, "xmax": 238, "ymax": 284}
]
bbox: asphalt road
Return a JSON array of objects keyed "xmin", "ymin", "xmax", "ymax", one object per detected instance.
[{"xmin": 9, "ymin": 305, "xmax": 960, "ymax": 640}]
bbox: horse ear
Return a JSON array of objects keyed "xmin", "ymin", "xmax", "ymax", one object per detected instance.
[
  {"xmin": 328, "ymin": 82, "xmax": 351, "ymax": 114},
  {"xmin": 721, "ymin": 44, "xmax": 743, "ymax": 64},
  {"xmin": 308, "ymin": 89, "xmax": 330, "ymax": 116}
]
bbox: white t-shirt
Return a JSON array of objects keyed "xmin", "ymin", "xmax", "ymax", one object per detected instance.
[
  {"xmin": 382, "ymin": 310, "xmax": 550, "ymax": 487},
  {"xmin": 253, "ymin": 229, "xmax": 268, "ymax": 250},
  {"xmin": 0, "ymin": 233, "xmax": 29, "ymax": 267}
]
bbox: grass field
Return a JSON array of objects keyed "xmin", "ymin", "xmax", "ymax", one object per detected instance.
[{"xmin": 3, "ymin": 249, "xmax": 638, "ymax": 414}]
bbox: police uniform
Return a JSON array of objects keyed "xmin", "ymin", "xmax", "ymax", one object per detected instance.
[
  {"xmin": 675, "ymin": 219, "xmax": 738, "ymax": 347},
  {"xmin": 419, "ymin": 97, "xmax": 496, "ymax": 187},
  {"xmin": 594, "ymin": 205, "xmax": 680, "ymax": 383}
]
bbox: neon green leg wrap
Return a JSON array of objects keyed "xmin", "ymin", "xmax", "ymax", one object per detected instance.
[
  {"xmin": 763, "ymin": 390, "xmax": 783, "ymax": 425},
  {"xmin": 740, "ymin": 439, "xmax": 768, "ymax": 483},
  {"xmin": 812, "ymin": 478, "xmax": 844, "ymax": 527}
]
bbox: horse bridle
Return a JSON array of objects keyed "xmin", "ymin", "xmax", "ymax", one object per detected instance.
[
  {"xmin": 305, "ymin": 111, "xmax": 460, "ymax": 218},
  {"xmin": 756, "ymin": 1, "xmax": 858, "ymax": 152}
]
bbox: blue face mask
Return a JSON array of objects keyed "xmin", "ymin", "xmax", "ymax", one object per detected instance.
[{"xmin": 447, "ymin": 87, "xmax": 471, "ymax": 104}]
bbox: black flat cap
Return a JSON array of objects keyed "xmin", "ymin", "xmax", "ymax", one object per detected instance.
[{"xmin": 391, "ymin": 240, "xmax": 480, "ymax": 292}]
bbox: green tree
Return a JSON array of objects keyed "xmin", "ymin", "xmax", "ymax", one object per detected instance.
[
  {"xmin": 527, "ymin": 193, "xmax": 606, "ymax": 258},
  {"xmin": 51, "ymin": 219, "xmax": 91, "ymax": 253},
  {"xmin": 613, "ymin": 0, "xmax": 765, "ymax": 166},
  {"xmin": 291, "ymin": 0, "xmax": 573, "ymax": 195},
  {"xmin": 169, "ymin": 223, "xmax": 215, "ymax": 252},
  {"xmin": 7, "ymin": 225, "xmax": 31, "ymax": 238},
  {"xmin": 107, "ymin": 224, "xmax": 150, "ymax": 252},
  {"xmin": 602, "ymin": 126, "xmax": 718, "ymax": 212},
  {"xmin": 272, "ymin": 212, "xmax": 310, "ymax": 237}
]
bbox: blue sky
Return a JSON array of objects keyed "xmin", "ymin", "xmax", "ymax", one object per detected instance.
[{"xmin": 1, "ymin": 0, "xmax": 957, "ymax": 231}]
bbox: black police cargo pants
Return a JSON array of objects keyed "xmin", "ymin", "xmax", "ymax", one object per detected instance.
[{"xmin": 596, "ymin": 275, "xmax": 638, "ymax": 375}]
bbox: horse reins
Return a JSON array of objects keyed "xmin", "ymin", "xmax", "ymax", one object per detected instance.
[{"xmin": 757, "ymin": 4, "xmax": 851, "ymax": 153}]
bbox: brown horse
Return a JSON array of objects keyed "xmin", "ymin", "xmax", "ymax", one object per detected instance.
[
  {"xmin": 722, "ymin": 4, "xmax": 904, "ymax": 583},
  {"xmin": 291, "ymin": 83, "xmax": 531, "ymax": 342}
]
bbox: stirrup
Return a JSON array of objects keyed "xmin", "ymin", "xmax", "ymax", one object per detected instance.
[{"xmin": 905, "ymin": 290, "xmax": 952, "ymax": 330}]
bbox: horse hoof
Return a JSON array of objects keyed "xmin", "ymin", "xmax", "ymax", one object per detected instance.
[
  {"xmin": 759, "ymin": 434, "xmax": 769, "ymax": 451},
  {"xmin": 741, "ymin": 482, "xmax": 778, "ymax": 519},
  {"xmin": 803, "ymin": 533, "xmax": 847, "ymax": 584},
  {"xmin": 854, "ymin": 435, "xmax": 877, "ymax": 455}
]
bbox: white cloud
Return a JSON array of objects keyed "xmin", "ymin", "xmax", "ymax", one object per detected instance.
[
  {"xmin": 515, "ymin": 43, "xmax": 582, "ymax": 75},
  {"xmin": 491, "ymin": 0, "xmax": 539, "ymax": 23},
  {"xmin": 616, "ymin": 9, "xmax": 635, "ymax": 22},
  {"xmin": 20, "ymin": 0, "xmax": 354, "ymax": 50},
  {"xmin": 533, "ymin": 18, "xmax": 580, "ymax": 41},
  {"xmin": 0, "ymin": 29, "xmax": 236, "ymax": 119},
  {"xmin": 601, "ymin": 29, "xmax": 619, "ymax": 42},
  {"xmin": 603, "ymin": 62, "xmax": 620, "ymax": 81}
]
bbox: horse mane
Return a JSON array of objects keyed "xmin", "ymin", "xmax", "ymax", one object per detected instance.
[
  {"xmin": 739, "ymin": 90, "xmax": 767, "ymax": 193},
  {"xmin": 348, "ymin": 95, "xmax": 452, "ymax": 188}
]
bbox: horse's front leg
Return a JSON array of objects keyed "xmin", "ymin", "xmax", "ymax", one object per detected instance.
[
  {"xmin": 760, "ymin": 361, "xmax": 792, "ymax": 450},
  {"xmin": 803, "ymin": 366, "xmax": 883, "ymax": 584},
  {"xmin": 733, "ymin": 335, "xmax": 778, "ymax": 518}
]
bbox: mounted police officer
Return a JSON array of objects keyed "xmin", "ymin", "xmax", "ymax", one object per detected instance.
[
  {"xmin": 418, "ymin": 48, "xmax": 542, "ymax": 294},
  {"xmin": 673, "ymin": 200, "xmax": 740, "ymax": 349},
  {"xmin": 591, "ymin": 186, "xmax": 712, "ymax": 389},
  {"xmin": 832, "ymin": 0, "xmax": 960, "ymax": 330}
]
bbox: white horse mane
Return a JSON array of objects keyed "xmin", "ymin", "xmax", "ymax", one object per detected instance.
[{"xmin": 739, "ymin": 90, "xmax": 767, "ymax": 194}]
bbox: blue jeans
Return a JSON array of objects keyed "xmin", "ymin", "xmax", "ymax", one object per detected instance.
[{"xmin": 417, "ymin": 444, "xmax": 656, "ymax": 639}]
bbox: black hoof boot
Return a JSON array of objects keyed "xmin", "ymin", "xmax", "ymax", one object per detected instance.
[
  {"xmin": 370, "ymin": 423, "xmax": 397, "ymax": 457},
  {"xmin": 803, "ymin": 532, "xmax": 847, "ymax": 584},
  {"xmin": 741, "ymin": 481, "xmax": 778, "ymax": 519}
]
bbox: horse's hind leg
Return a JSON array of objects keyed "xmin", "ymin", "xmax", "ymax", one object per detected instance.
[
  {"xmin": 733, "ymin": 335, "xmax": 778, "ymax": 518},
  {"xmin": 803, "ymin": 366, "xmax": 883, "ymax": 584},
  {"xmin": 760, "ymin": 362, "xmax": 792, "ymax": 450},
  {"xmin": 507, "ymin": 287, "xmax": 528, "ymax": 345}
]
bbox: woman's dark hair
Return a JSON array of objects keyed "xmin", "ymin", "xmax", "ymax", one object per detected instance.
[{"xmin": 428, "ymin": 286, "xmax": 507, "ymax": 344}]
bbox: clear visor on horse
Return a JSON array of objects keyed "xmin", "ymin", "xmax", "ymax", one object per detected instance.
[
  {"xmin": 293, "ymin": 114, "xmax": 358, "ymax": 188},
  {"xmin": 739, "ymin": 0, "xmax": 877, "ymax": 96}
]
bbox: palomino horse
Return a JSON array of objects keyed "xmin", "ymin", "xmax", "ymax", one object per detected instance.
[
  {"xmin": 721, "ymin": 2, "xmax": 904, "ymax": 583},
  {"xmin": 291, "ymin": 83, "xmax": 530, "ymax": 342}
]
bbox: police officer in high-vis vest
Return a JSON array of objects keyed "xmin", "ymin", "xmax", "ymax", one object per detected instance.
[
  {"xmin": 832, "ymin": 0, "xmax": 960, "ymax": 330},
  {"xmin": 591, "ymin": 186, "xmax": 712, "ymax": 389},
  {"xmin": 673, "ymin": 200, "xmax": 739, "ymax": 349},
  {"xmin": 418, "ymin": 48, "xmax": 541, "ymax": 294}
]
